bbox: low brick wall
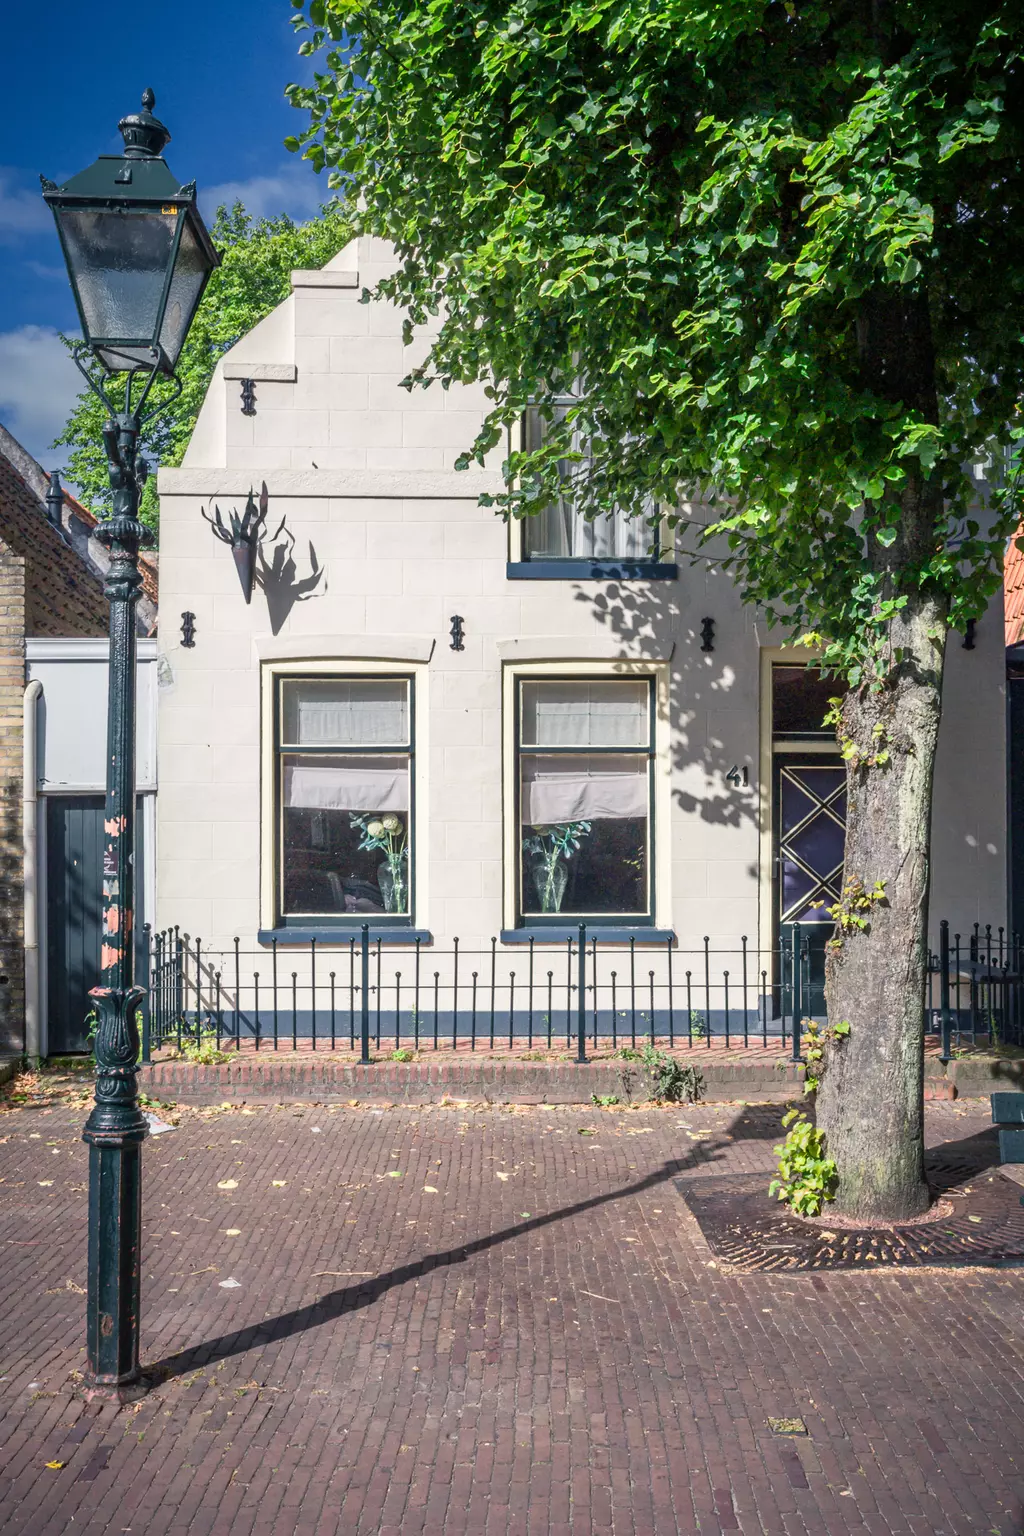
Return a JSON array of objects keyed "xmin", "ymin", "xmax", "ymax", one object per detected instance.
[
  {"xmin": 140, "ymin": 1052, "xmax": 807, "ymax": 1105},
  {"xmin": 133, "ymin": 1047, "xmax": 1024, "ymax": 1106}
]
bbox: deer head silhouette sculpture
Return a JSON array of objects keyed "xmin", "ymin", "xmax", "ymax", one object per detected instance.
[{"xmin": 201, "ymin": 481, "xmax": 284, "ymax": 604}]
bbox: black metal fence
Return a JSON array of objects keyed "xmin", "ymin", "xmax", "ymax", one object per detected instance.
[{"xmin": 139, "ymin": 918, "xmax": 1024, "ymax": 1062}]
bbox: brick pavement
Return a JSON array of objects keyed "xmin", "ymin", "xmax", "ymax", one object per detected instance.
[{"xmin": 0, "ymin": 1094, "xmax": 1022, "ymax": 1536}]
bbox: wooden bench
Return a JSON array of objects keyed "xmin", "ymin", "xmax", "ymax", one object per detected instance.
[{"xmin": 991, "ymin": 1093, "xmax": 1024, "ymax": 1163}]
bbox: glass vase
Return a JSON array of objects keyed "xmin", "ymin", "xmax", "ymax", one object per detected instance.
[
  {"xmin": 531, "ymin": 852, "xmax": 568, "ymax": 913},
  {"xmin": 377, "ymin": 858, "xmax": 407, "ymax": 914}
]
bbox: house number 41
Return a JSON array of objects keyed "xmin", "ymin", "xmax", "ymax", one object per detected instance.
[{"xmin": 726, "ymin": 764, "xmax": 750, "ymax": 788}]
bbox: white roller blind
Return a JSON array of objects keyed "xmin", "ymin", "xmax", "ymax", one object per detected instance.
[
  {"xmin": 521, "ymin": 754, "xmax": 647, "ymax": 822},
  {"xmin": 281, "ymin": 679, "xmax": 409, "ymax": 746},
  {"xmin": 284, "ymin": 755, "xmax": 409, "ymax": 812},
  {"xmin": 521, "ymin": 681, "xmax": 648, "ymax": 747}
]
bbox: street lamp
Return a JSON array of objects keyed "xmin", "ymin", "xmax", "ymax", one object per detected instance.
[{"xmin": 42, "ymin": 90, "xmax": 219, "ymax": 1398}]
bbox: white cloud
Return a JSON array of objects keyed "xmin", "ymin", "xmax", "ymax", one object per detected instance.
[
  {"xmin": 0, "ymin": 325, "xmax": 83, "ymax": 470},
  {"xmin": 0, "ymin": 170, "xmax": 53, "ymax": 244},
  {"xmin": 200, "ymin": 167, "xmax": 325, "ymax": 224}
]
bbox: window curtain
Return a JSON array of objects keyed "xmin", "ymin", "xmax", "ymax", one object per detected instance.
[
  {"xmin": 521, "ymin": 405, "xmax": 659, "ymax": 560},
  {"xmin": 521, "ymin": 755, "xmax": 647, "ymax": 822},
  {"xmin": 284, "ymin": 755, "xmax": 409, "ymax": 812},
  {"xmin": 282, "ymin": 680, "xmax": 408, "ymax": 746},
  {"xmin": 521, "ymin": 681, "xmax": 648, "ymax": 747}
]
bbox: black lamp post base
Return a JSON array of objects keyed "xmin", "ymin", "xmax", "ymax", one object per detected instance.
[
  {"xmin": 84, "ymin": 982, "xmax": 149, "ymax": 1391},
  {"xmin": 83, "ymin": 1137, "xmax": 147, "ymax": 1390},
  {"xmin": 82, "ymin": 1373, "xmax": 154, "ymax": 1407}
]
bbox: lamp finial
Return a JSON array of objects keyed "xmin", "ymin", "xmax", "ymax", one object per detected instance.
[{"xmin": 118, "ymin": 89, "xmax": 171, "ymax": 159}]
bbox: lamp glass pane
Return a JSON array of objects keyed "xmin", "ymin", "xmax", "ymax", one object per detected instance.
[
  {"xmin": 57, "ymin": 208, "xmax": 177, "ymax": 347},
  {"xmin": 158, "ymin": 219, "xmax": 211, "ymax": 369}
]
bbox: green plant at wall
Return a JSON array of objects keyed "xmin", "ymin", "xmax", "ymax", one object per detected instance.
[
  {"xmin": 770, "ymin": 1109, "xmax": 838, "ymax": 1217},
  {"xmin": 177, "ymin": 1030, "xmax": 232, "ymax": 1066},
  {"xmin": 54, "ymin": 201, "xmax": 353, "ymax": 533},
  {"xmin": 351, "ymin": 813, "xmax": 408, "ymax": 913},
  {"xmin": 620, "ymin": 1045, "xmax": 704, "ymax": 1104},
  {"xmin": 522, "ymin": 821, "xmax": 591, "ymax": 913}
]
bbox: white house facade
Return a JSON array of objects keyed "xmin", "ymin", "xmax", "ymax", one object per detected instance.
[{"xmin": 152, "ymin": 236, "xmax": 1007, "ymax": 1042}]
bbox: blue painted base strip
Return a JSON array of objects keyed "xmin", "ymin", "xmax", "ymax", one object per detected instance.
[
  {"xmin": 506, "ymin": 561, "xmax": 678, "ymax": 581},
  {"xmin": 500, "ymin": 928, "xmax": 676, "ymax": 945},
  {"xmin": 161, "ymin": 1006, "xmax": 791, "ymax": 1044},
  {"xmin": 258, "ymin": 929, "xmax": 433, "ymax": 946}
]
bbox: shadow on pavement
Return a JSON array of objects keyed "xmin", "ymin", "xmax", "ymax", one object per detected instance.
[{"xmin": 147, "ymin": 1122, "xmax": 737, "ymax": 1383}]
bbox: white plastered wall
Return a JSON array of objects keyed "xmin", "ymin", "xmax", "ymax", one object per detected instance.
[{"xmin": 156, "ymin": 235, "xmax": 1006, "ymax": 958}]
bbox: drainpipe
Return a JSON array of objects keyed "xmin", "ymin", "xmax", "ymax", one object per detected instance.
[{"xmin": 23, "ymin": 680, "xmax": 43, "ymax": 1062}]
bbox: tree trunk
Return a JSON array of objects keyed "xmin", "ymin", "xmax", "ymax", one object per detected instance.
[
  {"xmin": 816, "ymin": 286, "xmax": 946, "ymax": 1222},
  {"xmin": 816, "ymin": 593, "xmax": 947, "ymax": 1221}
]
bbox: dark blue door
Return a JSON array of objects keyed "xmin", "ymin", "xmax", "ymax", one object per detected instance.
[
  {"xmin": 774, "ymin": 757, "xmax": 845, "ymax": 1017},
  {"xmin": 46, "ymin": 796, "xmax": 146, "ymax": 1055}
]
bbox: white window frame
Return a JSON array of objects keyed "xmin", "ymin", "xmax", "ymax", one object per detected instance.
[
  {"xmin": 502, "ymin": 660, "xmax": 672, "ymax": 933},
  {"xmin": 261, "ymin": 658, "xmax": 429, "ymax": 936}
]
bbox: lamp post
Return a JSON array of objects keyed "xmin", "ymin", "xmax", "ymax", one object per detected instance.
[{"xmin": 42, "ymin": 91, "xmax": 219, "ymax": 1397}]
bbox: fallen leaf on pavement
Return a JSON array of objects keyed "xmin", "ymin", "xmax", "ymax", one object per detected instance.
[{"xmin": 217, "ymin": 1179, "xmax": 238, "ymax": 1190}]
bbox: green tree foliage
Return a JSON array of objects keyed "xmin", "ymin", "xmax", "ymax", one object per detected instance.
[
  {"xmin": 287, "ymin": 0, "xmax": 1024, "ymax": 673},
  {"xmin": 54, "ymin": 201, "xmax": 352, "ymax": 531},
  {"xmin": 288, "ymin": 0, "xmax": 1024, "ymax": 1220}
]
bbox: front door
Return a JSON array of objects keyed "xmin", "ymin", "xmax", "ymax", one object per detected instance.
[{"xmin": 774, "ymin": 756, "xmax": 845, "ymax": 1017}]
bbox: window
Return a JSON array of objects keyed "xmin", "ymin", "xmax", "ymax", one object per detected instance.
[
  {"xmin": 513, "ymin": 404, "xmax": 673, "ymax": 571},
  {"xmin": 516, "ymin": 678, "xmax": 654, "ymax": 924},
  {"xmin": 276, "ymin": 676, "xmax": 413, "ymax": 924},
  {"xmin": 772, "ymin": 665, "xmax": 843, "ymax": 738}
]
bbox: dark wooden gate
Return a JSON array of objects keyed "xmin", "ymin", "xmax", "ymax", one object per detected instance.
[{"xmin": 45, "ymin": 796, "xmax": 146, "ymax": 1055}]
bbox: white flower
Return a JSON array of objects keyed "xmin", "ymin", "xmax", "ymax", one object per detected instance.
[
  {"xmin": 382, "ymin": 814, "xmax": 401, "ymax": 833},
  {"xmin": 367, "ymin": 820, "xmax": 385, "ymax": 838}
]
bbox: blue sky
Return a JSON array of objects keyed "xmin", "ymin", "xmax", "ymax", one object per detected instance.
[{"xmin": 0, "ymin": 2, "xmax": 327, "ymax": 468}]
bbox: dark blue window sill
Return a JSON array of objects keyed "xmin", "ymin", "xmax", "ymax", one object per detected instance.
[
  {"xmin": 506, "ymin": 561, "xmax": 678, "ymax": 581},
  {"xmin": 258, "ymin": 928, "xmax": 432, "ymax": 946},
  {"xmin": 500, "ymin": 928, "xmax": 676, "ymax": 945}
]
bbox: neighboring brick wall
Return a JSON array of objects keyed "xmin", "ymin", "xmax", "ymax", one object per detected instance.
[{"xmin": 0, "ymin": 538, "xmax": 26, "ymax": 1051}]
